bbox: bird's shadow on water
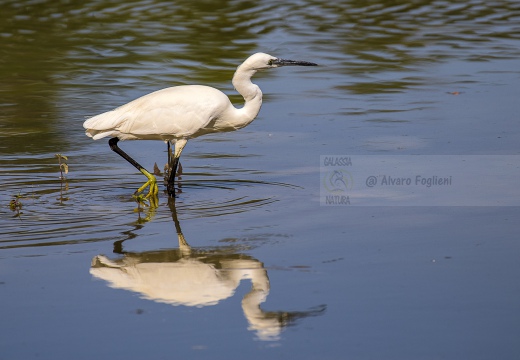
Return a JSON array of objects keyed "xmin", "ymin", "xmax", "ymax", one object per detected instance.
[{"xmin": 90, "ymin": 197, "xmax": 326, "ymax": 341}]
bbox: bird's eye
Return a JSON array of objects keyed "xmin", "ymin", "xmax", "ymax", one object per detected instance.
[{"xmin": 268, "ymin": 59, "xmax": 273, "ymax": 65}]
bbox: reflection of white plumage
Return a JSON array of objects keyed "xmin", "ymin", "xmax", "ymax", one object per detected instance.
[
  {"xmin": 91, "ymin": 254, "xmax": 284, "ymax": 341},
  {"xmin": 83, "ymin": 53, "xmax": 317, "ymax": 197},
  {"xmin": 91, "ymin": 256, "xmax": 268, "ymax": 308},
  {"xmin": 90, "ymin": 199, "xmax": 325, "ymax": 341}
]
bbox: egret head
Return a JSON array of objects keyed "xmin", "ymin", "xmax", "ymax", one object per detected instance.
[{"xmin": 241, "ymin": 52, "xmax": 318, "ymax": 71}]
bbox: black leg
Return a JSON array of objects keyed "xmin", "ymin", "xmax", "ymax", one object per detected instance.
[
  {"xmin": 108, "ymin": 137, "xmax": 158, "ymax": 198},
  {"xmin": 109, "ymin": 137, "xmax": 145, "ymax": 172},
  {"xmin": 167, "ymin": 141, "xmax": 172, "ymax": 172},
  {"xmin": 164, "ymin": 139, "xmax": 187, "ymax": 197},
  {"xmin": 167, "ymin": 156, "xmax": 179, "ymax": 197}
]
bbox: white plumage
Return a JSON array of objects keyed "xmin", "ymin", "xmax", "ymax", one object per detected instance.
[{"xmin": 85, "ymin": 85, "xmax": 246, "ymax": 141}]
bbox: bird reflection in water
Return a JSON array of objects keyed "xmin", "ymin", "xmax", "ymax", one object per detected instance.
[{"xmin": 90, "ymin": 198, "xmax": 326, "ymax": 341}]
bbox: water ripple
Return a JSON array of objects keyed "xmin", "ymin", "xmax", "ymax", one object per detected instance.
[
  {"xmin": 0, "ymin": 150, "xmax": 295, "ymax": 250},
  {"xmin": 2, "ymin": 0, "xmax": 520, "ymax": 251}
]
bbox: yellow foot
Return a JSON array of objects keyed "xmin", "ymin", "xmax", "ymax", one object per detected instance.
[{"xmin": 134, "ymin": 169, "xmax": 159, "ymax": 207}]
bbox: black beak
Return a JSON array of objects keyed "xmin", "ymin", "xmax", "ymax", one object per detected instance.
[{"xmin": 273, "ymin": 59, "xmax": 318, "ymax": 66}]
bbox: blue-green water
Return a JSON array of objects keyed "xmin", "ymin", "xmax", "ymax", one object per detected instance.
[{"xmin": 1, "ymin": 1, "xmax": 520, "ymax": 359}]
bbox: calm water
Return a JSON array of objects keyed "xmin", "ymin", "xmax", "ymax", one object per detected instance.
[{"xmin": 1, "ymin": 0, "xmax": 520, "ymax": 359}]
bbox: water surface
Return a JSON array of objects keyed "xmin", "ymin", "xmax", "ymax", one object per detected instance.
[{"xmin": 1, "ymin": 1, "xmax": 520, "ymax": 359}]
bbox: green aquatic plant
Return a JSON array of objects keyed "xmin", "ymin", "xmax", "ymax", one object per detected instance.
[
  {"xmin": 8, "ymin": 193, "xmax": 24, "ymax": 219},
  {"xmin": 55, "ymin": 154, "xmax": 69, "ymax": 180},
  {"xmin": 55, "ymin": 154, "xmax": 70, "ymax": 204},
  {"xmin": 57, "ymin": 181, "xmax": 69, "ymax": 204}
]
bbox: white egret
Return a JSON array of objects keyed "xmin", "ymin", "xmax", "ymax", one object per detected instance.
[{"xmin": 83, "ymin": 52, "xmax": 317, "ymax": 197}]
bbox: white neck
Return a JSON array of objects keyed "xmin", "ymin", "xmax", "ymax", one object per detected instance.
[{"xmin": 231, "ymin": 66, "xmax": 263, "ymax": 128}]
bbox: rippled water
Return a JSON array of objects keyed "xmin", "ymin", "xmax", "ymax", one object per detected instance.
[{"xmin": 2, "ymin": 1, "xmax": 520, "ymax": 359}]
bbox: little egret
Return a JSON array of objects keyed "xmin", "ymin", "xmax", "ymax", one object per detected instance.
[{"xmin": 83, "ymin": 52, "xmax": 317, "ymax": 198}]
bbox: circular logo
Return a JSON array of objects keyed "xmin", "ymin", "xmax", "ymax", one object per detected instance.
[{"xmin": 323, "ymin": 169, "xmax": 353, "ymax": 193}]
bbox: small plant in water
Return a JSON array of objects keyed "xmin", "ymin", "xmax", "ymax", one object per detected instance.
[
  {"xmin": 9, "ymin": 193, "xmax": 24, "ymax": 219},
  {"xmin": 55, "ymin": 154, "xmax": 70, "ymax": 203},
  {"xmin": 55, "ymin": 154, "xmax": 69, "ymax": 180}
]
